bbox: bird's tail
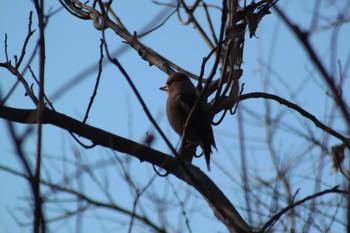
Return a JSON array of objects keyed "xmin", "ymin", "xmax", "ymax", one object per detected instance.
[
  {"xmin": 202, "ymin": 144, "xmax": 215, "ymax": 172},
  {"xmin": 202, "ymin": 133, "xmax": 217, "ymax": 171}
]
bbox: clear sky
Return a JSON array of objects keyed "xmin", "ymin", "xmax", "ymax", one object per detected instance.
[{"xmin": 1, "ymin": 1, "xmax": 349, "ymax": 232}]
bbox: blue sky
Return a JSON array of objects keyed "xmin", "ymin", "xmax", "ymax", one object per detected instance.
[{"xmin": 1, "ymin": 1, "xmax": 349, "ymax": 232}]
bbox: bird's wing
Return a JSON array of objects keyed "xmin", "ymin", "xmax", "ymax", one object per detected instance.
[
  {"xmin": 179, "ymin": 93, "xmax": 214, "ymax": 141},
  {"xmin": 177, "ymin": 93, "xmax": 216, "ymax": 171},
  {"xmin": 178, "ymin": 92, "xmax": 197, "ymax": 117}
]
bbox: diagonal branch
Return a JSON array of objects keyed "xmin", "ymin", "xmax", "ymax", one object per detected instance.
[
  {"xmin": 0, "ymin": 164, "xmax": 166, "ymax": 233},
  {"xmin": 61, "ymin": 0, "xmax": 174, "ymax": 75},
  {"xmin": 0, "ymin": 105, "xmax": 252, "ymax": 233},
  {"xmin": 215, "ymin": 92, "xmax": 350, "ymax": 149},
  {"xmin": 259, "ymin": 186, "xmax": 345, "ymax": 232},
  {"xmin": 273, "ymin": 5, "xmax": 350, "ymax": 128}
]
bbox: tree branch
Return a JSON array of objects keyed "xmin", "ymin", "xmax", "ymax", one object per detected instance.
[
  {"xmin": 0, "ymin": 164, "xmax": 166, "ymax": 233},
  {"xmin": 0, "ymin": 105, "xmax": 252, "ymax": 233},
  {"xmin": 215, "ymin": 92, "xmax": 350, "ymax": 149},
  {"xmin": 259, "ymin": 186, "xmax": 345, "ymax": 232},
  {"xmin": 273, "ymin": 5, "xmax": 350, "ymax": 128}
]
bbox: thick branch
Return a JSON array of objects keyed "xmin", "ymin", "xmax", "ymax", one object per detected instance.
[{"xmin": 0, "ymin": 105, "xmax": 252, "ymax": 233}]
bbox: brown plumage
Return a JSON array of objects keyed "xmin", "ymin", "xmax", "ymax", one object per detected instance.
[{"xmin": 160, "ymin": 72, "xmax": 216, "ymax": 171}]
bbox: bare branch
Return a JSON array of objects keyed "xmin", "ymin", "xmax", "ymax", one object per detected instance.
[
  {"xmin": 259, "ymin": 186, "xmax": 345, "ymax": 232},
  {"xmin": 83, "ymin": 39, "xmax": 104, "ymax": 124},
  {"xmin": 216, "ymin": 92, "xmax": 350, "ymax": 149},
  {"xmin": 274, "ymin": 5, "xmax": 350, "ymax": 128},
  {"xmin": 0, "ymin": 105, "xmax": 252, "ymax": 233}
]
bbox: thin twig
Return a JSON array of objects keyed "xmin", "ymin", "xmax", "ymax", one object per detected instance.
[
  {"xmin": 203, "ymin": 2, "xmax": 219, "ymax": 45},
  {"xmin": 16, "ymin": 11, "xmax": 36, "ymax": 69},
  {"xmin": 101, "ymin": 27, "xmax": 178, "ymax": 160},
  {"xmin": 259, "ymin": 186, "xmax": 344, "ymax": 232},
  {"xmin": 0, "ymin": 62, "xmax": 38, "ymax": 104},
  {"xmin": 0, "ymin": 164, "xmax": 166, "ymax": 233},
  {"xmin": 274, "ymin": 5, "xmax": 350, "ymax": 128},
  {"xmin": 179, "ymin": 0, "xmax": 215, "ymax": 50},
  {"xmin": 139, "ymin": 9, "xmax": 177, "ymax": 37},
  {"xmin": 4, "ymin": 33, "xmax": 9, "ymax": 62},
  {"xmin": 83, "ymin": 39, "xmax": 104, "ymax": 124},
  {"xmin": 216, "ymin": 92, "xmax": 350, "ymax": 148}
]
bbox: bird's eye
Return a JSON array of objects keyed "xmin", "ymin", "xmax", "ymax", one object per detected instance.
[{"xmin": 166, "ymin": 80, "xmax": 173, "ymax": 86}]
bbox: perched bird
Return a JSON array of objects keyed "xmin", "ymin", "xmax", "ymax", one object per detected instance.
[{"xmin": 160, "ymin": 72, "xmax": 216, "ymax": 171}]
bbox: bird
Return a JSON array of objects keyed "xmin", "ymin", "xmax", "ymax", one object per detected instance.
[{"xmin": 160, "ymin": 72, "xmax": 216, "ymax": 171}]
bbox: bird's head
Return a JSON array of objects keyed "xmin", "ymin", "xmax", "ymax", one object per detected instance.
[{"xmin": 160, "ymin": 72, "xmax": 194, "ymax": 95}]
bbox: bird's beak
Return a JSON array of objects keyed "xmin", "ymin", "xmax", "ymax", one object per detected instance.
[{"xmin": 159, "ymin": 84, "xmax": 168, "ymax": 92}]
